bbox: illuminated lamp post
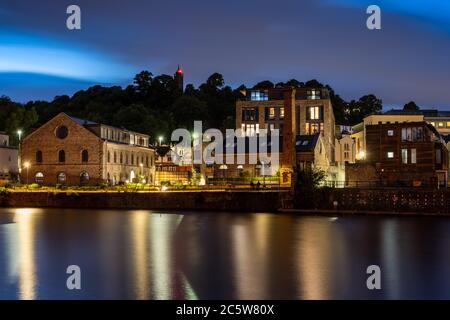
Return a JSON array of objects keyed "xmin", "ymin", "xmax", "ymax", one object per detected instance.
[{"xmin": 17, "ymin": 130, "xmax": 22, "ymax": 183}]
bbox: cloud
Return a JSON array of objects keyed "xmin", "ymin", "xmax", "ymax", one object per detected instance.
[{"xmin": 0, "ymin": 29, "xmax": 137, "ymax": 82}]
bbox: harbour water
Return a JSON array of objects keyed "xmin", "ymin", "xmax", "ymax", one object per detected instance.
[{"xmin": 1, "ymin": 208, "xmax": 450, "ymax": 299}]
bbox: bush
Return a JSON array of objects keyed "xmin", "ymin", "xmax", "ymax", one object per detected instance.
[
  {"xmin": 28, "ymin": 183, "xmax": 41, "ymax": 189},
  {"xmin": 294, "ymin": 167, "xmax": 327, "ymax": 209}
]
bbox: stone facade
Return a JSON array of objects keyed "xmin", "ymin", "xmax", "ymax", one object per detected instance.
[
  {"xmin": 0, "ymin": 132, "xmax": 18, "ymax": 181},
  {"xmin": 21, "ymin": 113, "xmax": 155, "ymax": 186}
]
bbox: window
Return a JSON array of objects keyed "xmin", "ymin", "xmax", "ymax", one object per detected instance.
[
  {"xmin": 57, "ymin": 172, "xmax": 66, "ymax": 184},
  {"xmin": 280, "ymin": 108, "xmax": 284, "ymax": 119},
  {"xmin": 120, "ymin": 152, "xmax": 123, "ymax": 164},
  {"xmin": 81, "ymin": 150, "xmax": 89, "ymax": 163},
  {"xmin": 307, "ymin": 89, "xmax": 321, "ymax": 100},
  {"xmin": 80, "ymin": 171, "xmax": 89, "ymax": 185},
  {"xmin": 114, "ymin": 152, "xmax": 117, "ymax": 163},
  {"xmin": 308, "ymin": 106, "xmax": 320, "ymax": 120},
  {"xmin": 58, "ymin": 150, "xmax": 65, "ymax": 163},
  {"xmin": 402, "ymin": 127, "xmax": 423, "ymax": 142},
  {"xmin": 269, "ymin": 108, "xmax": 275, "ymax": 120},
  {"xmin": 131, "ymin": 154, "xmax": 134, "ymax": 165},
  {"xmin": 387, "ymin": 130, "xmax": 394, "ymax": 136},
  {"xmin": 447, "ymin": 122, "xmax": 450, "ymax": 127},
  {"xmin": 411, "ymin": 148, "xmax": 417, "ymax": 164},
  {"xmin": 107, "ymin": 151, "xmax": 110, "ymax": 163},
  {"xmin": 55, "ymin": 126, "xmax": 69, "ymax": 139},
  {"xmin": 250, "ymin": 90, "xmax": 268, "ymax": 101},
  {"xmin": 344, "ymin": 143, "xmax": 350, "ymax": 151},
  {"xmin": 36, "ymin": 150, "xmax": 43, "ymax": 163},
  {"xmin": 344, "ymin": 151, "xmax": 349, "ymax": 159},
  {"xmin": 436, "ymin": 149, "xmax": 442, "ymax": 164},
  {"xmin": 387, "ymin": 151, "xmax": 394, "ymax": 159},
  {"xmin": 439, "ymin": 122, "xmax": 444, "ymax": 127},
  {"xmin": 401, "ymin": 148, "xmax": 408, "ymax": 164},
  {"xmin": 242, "ymin": 108, "xmax": 258, "ymax": 121},
  {"xmin": 35, "ymin": 172, "xmax": 44, "ymax": 184},
  {"xmin": 306, "ymin": 122, "xmax": 323, "ymax": 134}
]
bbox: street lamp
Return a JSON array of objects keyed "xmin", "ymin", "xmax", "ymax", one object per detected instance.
[
  {"xmin": 17, "ymin": 130, "xmax": 23, "ymax": 183},
  {"xmin": 158, "ymin": 136, "xmax": 163, "ymax": 146},
  {"xmin": 24, "ymin": 161, "xmax": 30, "ymax": 185}
]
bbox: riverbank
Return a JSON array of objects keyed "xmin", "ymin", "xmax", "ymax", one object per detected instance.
[
  {"xmin": 279, "ymin": 208, "xmax": 450, "ymax": 217},
  {"xmin": 0, "ymin": 190, "xmax": 289, "ymax": 212}
]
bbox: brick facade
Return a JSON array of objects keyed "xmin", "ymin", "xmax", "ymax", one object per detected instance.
[{"xmin": 21, "ymin": 113, "xmax": 155, "ymax": 186}]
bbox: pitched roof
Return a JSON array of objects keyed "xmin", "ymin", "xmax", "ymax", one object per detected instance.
[
  {"xmin": 68, "ymin": 116, "xmax": 98, "ymax": 126},
  {"xmin": 295, "ymin": 134, "xmax": 320, "ymax": 152}
]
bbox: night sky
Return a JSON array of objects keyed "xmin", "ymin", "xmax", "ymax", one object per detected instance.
[{"xmin": 1, "ymin": 0, "xmax": 450, "ymax": 109}]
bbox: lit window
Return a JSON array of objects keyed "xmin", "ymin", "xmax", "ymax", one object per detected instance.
[
  {"xmin": 430, "ymin": 122, "xmax": 436, "ymax": 127},
  {"xmin": 309, "ymin": 106, "xmax": 320, "ymax": 120},
  {"xmin": 387, "ymin": 130, "xmax": 394, "ymax": 136},
  {"xmin": 411, "ymin": 148, "xmax": 417, "ymax": 164},
  {"xmin": 307, "ymin": 90, "xmax": 321, "ymax": 100},
  {"xmin": 57, "ymin": 172, "xmax": 66, "ymax": 184},
  {"xmin": 401, "ymin": 148, "xmax": 408, "ymax": 164},
  {"xmin": 269, "ymin": 108, "xmax": 275, "ymax": 119},
  {"xmin": 35, "ymin": 172, "xmax": 44, "ymax": 184},
  {"xmin": 280, "ymin": 108, "xmax": 284, "ymax": 119},
  {"xmin": 387, "ymin": 151, "xmax": 394, "ymax": 159},
  {"xmin": 250, "ymin": 90, "xmax": 269, "ymax": 101},
  {"xmin": 439, "ymin": 122, "xmax": 444, "ymax": 127}
]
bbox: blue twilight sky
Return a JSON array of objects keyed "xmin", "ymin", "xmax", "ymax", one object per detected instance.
[{"xmin": 0, "ymin": 0, "xmax": 450, "ymax": 109}]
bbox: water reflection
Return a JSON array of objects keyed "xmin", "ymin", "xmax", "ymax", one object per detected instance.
[{"xmin": 1, "ymin": 208, "xmax": 450, "ymax": 299}]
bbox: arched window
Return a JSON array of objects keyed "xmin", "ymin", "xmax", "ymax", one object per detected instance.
[
  {"xmin": 57, "ymin": 172, "xmax": 66, "ymax": 184},
  {"xmin": 36, "ymin": 150, "xmax": 43, "ymax": 163},
  {"xmin": 58, "ymin": 150, "xmax": 65, "ymax": 163},
  {"xmin": 81, "ymin": 150, "xmax": 89, "ymax": 163},
  {"xmin": 80, "ymin": 171, "xmax": 89, "ymax": 185},
  {"xmin": 35, "ymin": 172, "xmax": 44, "ymax": 184}
]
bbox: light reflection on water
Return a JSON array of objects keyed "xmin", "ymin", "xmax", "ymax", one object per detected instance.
[{"xmin": 1, "ymin": 208, "xmax": 450, "ymax": 299}]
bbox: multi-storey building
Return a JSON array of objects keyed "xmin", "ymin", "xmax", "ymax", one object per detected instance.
[
  {"xmin": 0, "ymin": 132, "xmax": 18, "ymax": 182},
  {"xmin": 346, "ymin": 121, "xmax": 448, "ymax": 187},
  {"xmin": 154, "ymin": 145, "xmax": 192, "ymax": 186},
  {"xmin": 21, "ymin": 113, "xmax": 155, "ymax": 186},
  {"xmin": 235, "ymin": 87, "xmax": 336, "ymax": 163}
]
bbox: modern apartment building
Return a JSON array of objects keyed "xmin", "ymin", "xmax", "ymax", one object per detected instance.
[{"xmin": 235, "ymin": 87, "xmax": 336, "ymax": 163}]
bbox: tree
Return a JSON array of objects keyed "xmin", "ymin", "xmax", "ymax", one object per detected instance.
[
  {"xmin": 171, "ymin": 96, "xmax": 208, "ymax": 131},
  {"xmin": 403, "ymin": 101, "xmax": 420, "ymax": 111},
  {"xmin": 253, "ymin": 80, "xmax": 274, "ymax": 89},
  {"xmin": 133, "ymin": 71, "xmax": 153, "ymax": 95}
]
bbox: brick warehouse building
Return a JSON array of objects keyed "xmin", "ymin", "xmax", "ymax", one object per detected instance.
[
  {"xmin": 21, "ymin": 113, "xmax": 155, "ymax": 186},
  {"xmin": 346, "ymin": 121, "xmax": 448, "ymax": 187}
]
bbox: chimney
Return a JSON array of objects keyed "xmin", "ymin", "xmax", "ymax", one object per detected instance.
[{"xmin": 280, "ymin": 87, "xmax": 296, "ymax": 188}]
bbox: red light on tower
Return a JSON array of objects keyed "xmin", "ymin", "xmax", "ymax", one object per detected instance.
[{"xmin": 176, "ymin": 66, "xmax": 183, "ymax": 75}]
